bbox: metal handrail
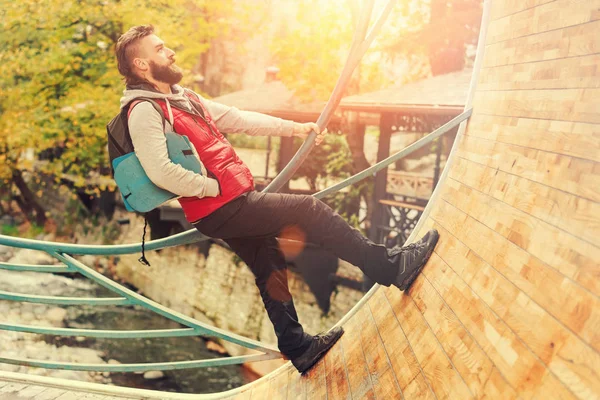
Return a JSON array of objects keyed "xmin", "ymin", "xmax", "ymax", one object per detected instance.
[
  {"xmin": 314, "ymin": 109, "xmax": 472, "ymax": 199},
  {"xmin": 0, "ymin": 323, "xmax": 198, "ymax": 339},
  {"xmin": 0, "ymin": 290, "xmax": 130, "ymax": 306},
  {"xmin": 0, "ymin": 249, "xmax": 281, "ymax": 372},
  {"xmin": 0, "ymin": 353, "xmax": 276, "ymax": 373},
  {"xmin": 0, "ymin": 262, "xmax": 71, "ymax": 272}
]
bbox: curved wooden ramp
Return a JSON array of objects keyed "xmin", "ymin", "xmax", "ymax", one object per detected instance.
[
  {"xmin": 1, "ymin": 0, "xmax": 598, "ymax": 399},
  {"xmin": 225, "ymin": 1, "xmax": 600, "ymax": 399}
]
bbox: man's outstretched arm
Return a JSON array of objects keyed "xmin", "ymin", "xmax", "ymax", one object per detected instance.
[{"xmin": 195, "ymin": 91, "xmax": 327, "ymax": 145}]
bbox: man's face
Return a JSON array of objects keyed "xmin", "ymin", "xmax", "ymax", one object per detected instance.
[{"xmin": 135, "ymin": 34, "xmax": 183, "ymax": 85}]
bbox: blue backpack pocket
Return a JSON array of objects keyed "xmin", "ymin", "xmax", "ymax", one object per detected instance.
[{"xmin": 113, "ymin": 133, "xmax": 203, "ymax": 213}]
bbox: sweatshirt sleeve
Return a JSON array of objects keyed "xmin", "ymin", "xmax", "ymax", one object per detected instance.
[
  {"xmin": 192, "ymin": 91, "xmax": 296, "ymax": 137},
  {"xmin": 128, "ymin": 102, "xmax": 220, "ymax": 199}
]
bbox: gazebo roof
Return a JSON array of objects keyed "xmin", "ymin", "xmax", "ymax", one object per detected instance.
[
  {"xmin": 340, "ymin": 69, "xmax": 472, "ymax": 115},
  {"xmin": 212, "ymin": 80, "xmax": 331, "ymax": 122}
]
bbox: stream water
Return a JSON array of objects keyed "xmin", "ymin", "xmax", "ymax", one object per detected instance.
[
  {"xmin": 0, "ymin": 255, "xmax": 255, "ymax": 395},
  {"xmin": 47, "ymin": 281, "xmax": 256, "ymax": 394}
]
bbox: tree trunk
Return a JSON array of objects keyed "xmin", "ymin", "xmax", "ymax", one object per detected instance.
[
  {"xmin": 346, "ymin": 118, "xmax": 371, "ymax": 174},
  {"xmin": 12, "ymin": 169, "xmax": 47, "ymax": 226},
  {"xmin": 345, "ymin": 112, "xmax": 374, "ymax": 227},
  {"xmin": 428, "ymin": 0, "xmax": 466, "ymax": 75}
]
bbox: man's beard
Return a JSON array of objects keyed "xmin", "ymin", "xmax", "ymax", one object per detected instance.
[{"xmin": 149, "ymin": 60, "xmax": 183, "ymax": 85}]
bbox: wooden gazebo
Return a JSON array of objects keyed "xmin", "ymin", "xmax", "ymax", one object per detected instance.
[
  {"xmin": 213, "ymin": 79, "xmax": 326, "ymax": 123},
  {"xmin": 340, "ymin": 69, "xmax": 472, "ymax": 246}
]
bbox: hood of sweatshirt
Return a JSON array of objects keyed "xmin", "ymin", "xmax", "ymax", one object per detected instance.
[{"xmin": 119, "ymin": 83, "xmax": 196, "ymax": 113}]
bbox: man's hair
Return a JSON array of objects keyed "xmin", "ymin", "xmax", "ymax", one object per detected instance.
[{"xmin": 115, "ymin": 25, "xmax": 155, "ymax": 85}]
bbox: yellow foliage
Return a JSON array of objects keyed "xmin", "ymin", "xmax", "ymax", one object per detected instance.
[
  {"xmin": 0, "ymin": 0, "xmax": 246, "ymax": 193},
  {"xmin": 269, "ymin": 1, "xmax": 430, "ymax": 103}
]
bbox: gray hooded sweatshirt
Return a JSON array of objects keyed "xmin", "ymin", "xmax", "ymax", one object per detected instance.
[{"xmin": 120, "ymin": 84, "xmax": 295, "ymax": 200}]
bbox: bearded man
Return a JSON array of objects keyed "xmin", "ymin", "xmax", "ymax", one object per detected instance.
[{"xmin": 114, "ymin": 24, "xmax": 439, "ymax": 374}]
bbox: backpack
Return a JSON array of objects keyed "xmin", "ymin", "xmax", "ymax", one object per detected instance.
[
  {"xmin": 106, "ymin": 98, "xmax": 203, "ymax": 267},
  {"xmin": 107, "ymin": 89, "xmax": 207, "ymax": 176}
]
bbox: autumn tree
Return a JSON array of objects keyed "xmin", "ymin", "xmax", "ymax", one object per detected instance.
[
  {"xmin": 268, "ymin": 1, "xmax": 433, "ymax": 224},
  {"xmin": 383, "ymin": 0, "xmax": 483, "ymax": 77},
  {"xmin": 0, "ymin": 0, "xmax": 260, "ymax": 226}
]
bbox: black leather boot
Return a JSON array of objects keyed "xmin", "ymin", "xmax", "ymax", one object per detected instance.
[
  {"xmin": 391, "ymin": 229, "xmax": 440, "ymax": 291},
  {"xmin": 290, "ymin": 326, "xmax": 344, "ymax": 374}
]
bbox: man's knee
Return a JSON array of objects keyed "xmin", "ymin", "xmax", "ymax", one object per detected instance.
[{"xmin": 298, "ymin": 195, "xmax": 325, "ymax": 214}]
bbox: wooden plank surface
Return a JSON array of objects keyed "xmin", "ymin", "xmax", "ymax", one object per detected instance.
[
  {"xmin": 473, "ymin": 88, "xmax": 600, "ymax": 124},
  {"xmin": 13, "ymin": 385, "xmax": 48, "ymax": 398},
  {"xmin": 483, "ymin": 19, "xmax": 600, "ymax": 68},
  {"xmin": 445, "ymin": 168, "xmax": 600, "ymax": 289},
  {"xmin": 304, "ymin": 355, "xmax": 328, "ymax": 400},
  {"xmin": 55, "ymin": 392, "xmax": 88, "ymax": 400},
  {"xmin": 487, "ymin": 0, "xmax": 600, "ymax": 44},
  {"xmin": 464, "ymin": 114, "xmax": 600, "ymax": 164},
  {"xmin": 419, "ymin": 217, "xmax": 595, "ymax": 399},
  {"xmin": 0, "ymin": 380, "xmax": 161, "ymax": 400},
  {"xmin": 286, "ymin": 366, "xmax": 306, "ymax": 400},
  {"xmin": 0, "ymin": 383, "xmax": 28, "ymax": 394},
  {"xmin": 230, "ymin": 387, "xmax": 252, "ymax": 400},
  {"xmin": 480, "ymin": 369, "xmax": 520, "ymax": 400},
  {"xmin": 324, "ymin": 333, "xmax": 351, "ymax": 400},
  {"xmin": 358, "ymin": 305, "xmax": 403, "ymax": 399},
  {"xmin": 431, "ymin": 194, "xmax": 600, "ymax": 353},
  {"xmin": 386, "ymin": 287, "xmax": 474, "ymax": 399},
  {"xmin": 249, "ymin": 375, "xmax": 271, "ymax": 400},
  {"xmin": 31, "ymin": 388, "xmax": 68, "ymax": 400},
  {"xmin": 449, "ymin": 157, "xmax": 600, "ymax": 293},
  {"xmin": 268, "ymin": 368, "xmax": 289, "ymax": 400},
  {"xmin": 455, "ymin": 134, "xmax": 600, "ymax": 203},
  {"xmin": 339, "ymin": 312, "xmax": 375, "ymax": 399},
  {"xmin": 478, "ymin": 54, "xmax": 600, "ymax": 92},
  {"xmin": 370, "ymin": 288, "xmax": 435, "ymax": 399},
  {"xmin": 490, "ymin": 0, "xmax": 555, "ymax": 21},
  {"xmin": 407, "ymin": 271, "xmax": 507, "ymax": 398},
  {"xmin": 78, "ymin": 394, "xmax": 112, "ymax": 400},
  {"xmin": 425, "ymin": 205, "xmax": 600, "ymax": 399}
]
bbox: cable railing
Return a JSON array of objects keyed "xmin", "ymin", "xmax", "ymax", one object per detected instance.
[
  {"xmin": 0, "ymin": 250, "xmax": 280, "ymax": 372},
  {"xmin": 0, "ymin": 0, "xmax": 473, "ymax": 377}
]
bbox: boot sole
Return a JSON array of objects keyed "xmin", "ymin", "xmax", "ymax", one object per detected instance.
[
  {"xmin": 297, "ymin": 328, "xmax": 344, "ymax": 375},
  {"xmin": 399, "ymin": 231, "xmax": 440, "ymax": 291}
]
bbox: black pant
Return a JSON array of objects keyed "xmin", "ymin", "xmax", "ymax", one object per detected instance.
[{"xmin": 192, "ymin": 191, "xmax": 397, "ymax": 357}]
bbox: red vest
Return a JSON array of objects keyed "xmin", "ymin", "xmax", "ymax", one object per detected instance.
[{"xmin": 132, "ymin": 96, "xmax": 254, "ymax": 223}]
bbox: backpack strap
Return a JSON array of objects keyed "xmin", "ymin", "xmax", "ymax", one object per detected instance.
[
  {"xmin": 110, "ymin": 98, "xmax": 167, "ymax": 157},
  {"xmin": 126, "ymin": 98, "xmax": 166, "ymax": 130},
  {"xmin": 138, "ymin": 216, "xmax": 151, "ymax": 267}
]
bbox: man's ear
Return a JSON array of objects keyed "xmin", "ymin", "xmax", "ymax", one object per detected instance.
[{"xmin": 133, "ymin": 58, "xmax": 148, "ymax": 72}]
